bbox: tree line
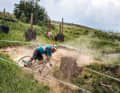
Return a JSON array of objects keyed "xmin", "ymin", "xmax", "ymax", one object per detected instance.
[{"xmin": 14, "ymin": 0, "xmax": 48, "ymax": 26}]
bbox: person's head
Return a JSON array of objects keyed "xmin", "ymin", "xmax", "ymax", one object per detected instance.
[{"xmin": 51, "ymin": 45, "xmax": 57, "ymax": 53}]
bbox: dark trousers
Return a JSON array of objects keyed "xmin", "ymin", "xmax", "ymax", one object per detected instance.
[{"xmin": 31, "ymin": 49, "xmax": 43, "ymax": 61}]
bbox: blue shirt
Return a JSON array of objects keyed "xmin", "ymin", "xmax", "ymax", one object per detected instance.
[
  {"xmin": 37, "ymin": 46, "xmax": 45, "ymax": 54},
  {"xmin": 37, "ymin": 46, "xmax": 52, "ymax": 56},
  {"xmin": 45, "ymin": 45, "xmax": 52, "ymax": 56}
]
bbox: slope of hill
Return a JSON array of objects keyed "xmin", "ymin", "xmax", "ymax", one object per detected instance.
[
  {"xmin": 0, "ymin": 53, "xmax": 49, "ymax": 93},
  {"xmin": 52, "ymin": 20, "xmax": 96, "ymax": 30},
  {"xmin": 1, "ymin": 19, "xmax": 120, "ymax": 50},
  {"xmin": 1, "ymin": 19, "xmax": 120, "ymax": 93},
  {"xmin": 1, "ymin": 19, "xmax": 120, "ymax": 63}
]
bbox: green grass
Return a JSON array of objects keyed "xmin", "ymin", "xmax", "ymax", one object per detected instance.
[
  {"xmin": 0, "ymin": 20, "xmax": 45, "ymax": 41},
  {"xmin": 72, "ymin": 63, "xmax": 120, "ymax": 93},
  {"xmin": 0, "ymin": 53, "xmax": 50, "ymax": 93},
  {"xmin": 0, "ymin": 19, "xmax": 47, "ymax": 47},
  {"xmin": 0, "ymin": 12, "xmax": 17, "ymax": 22},
  {"xmin": 52, "ymin": 60, "xmax": 120, "ymax": 93},
  {"xmin": 1, "ymin": 19, "xmax": 120, "ymax": 53}
]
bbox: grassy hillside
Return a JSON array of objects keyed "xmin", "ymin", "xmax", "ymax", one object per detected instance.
[
  {"xmin": 1, "ymin": 19, "xmax": 120, "ymax": 63},
  {"xmin": 72, "ymin": 63, "xmax": 120, "ymax": 93},
  {"xmin": 63, "ymin": 29, "xmax": 120, "ymax": 51},
  {"xmin": 1, "ymin": 19, "xmax": 120, "ymax": 53},
  {"xmin": 0, "ymin": 53, "xmax": 49, "ymax": 93},
  {"xmin": 0, "ymin": 19, "xmax": 48, "ymax": 47},
  {"xmin": 51, "ymin": 21, "xmax": 120, "ymax": 93},
  {"xmin": 53, "ymin": 59, "xmax": 120, "ymax": 93},
  {"xmin": 1, "ymin": 19, "xmax": 120, "ymax": 93}
]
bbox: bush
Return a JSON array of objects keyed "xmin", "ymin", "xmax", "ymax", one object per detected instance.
[{"xmin": 19, "ymin": 12, "xmax": 27, "ymax": 22}]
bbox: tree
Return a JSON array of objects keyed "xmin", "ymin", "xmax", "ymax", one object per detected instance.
[
  {"xmin": 19, "ymin": 12, "xmax": 26, "ymax": 22},
  {"xmin": 14, "ymin": 0, "xmax": 48, "ymax": 25}
]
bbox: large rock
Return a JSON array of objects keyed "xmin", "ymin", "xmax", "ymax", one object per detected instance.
[{"xmin": 60, "ymin": 57, "xmax": 82, "ymax": 79}]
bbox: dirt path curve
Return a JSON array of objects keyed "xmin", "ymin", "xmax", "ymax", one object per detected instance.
[
  {"xmin": 0, "ymin": 46, "xmax": 95, "ymax": 66},
  {"xmin": 0, "ymin": 46, "xmax": 95, "ymax": 93}
]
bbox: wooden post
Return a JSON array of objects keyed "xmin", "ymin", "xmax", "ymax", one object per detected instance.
[
  {"xmin": 61, "ymin": 18, "xmax": 64, "ymax": 34},
  {"xmin": 30, "ymin": 13, "xmax": 33, "ymax": 31},
  {"xmin": 59, "ymin": 18, "xmax": 64, "ymax": 34},
  {"xmin": 55, "ymin": 18, "xmax": 64, "ymax": 42},
  {"xmin": 48, "ymin": 19, "xmax": 51, "ymax": 32},
  {"xmin": 46, "ymin": 19, "xmax": 53, "ymax": 40},
  {"xmin": 59, "ymin": 23, "xmax": 62, "ymax": 34}
]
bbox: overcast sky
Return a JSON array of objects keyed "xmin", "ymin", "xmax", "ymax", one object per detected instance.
[{"xmin": 0, "ymin": 0, "xmax": 120, "ymax": 32}]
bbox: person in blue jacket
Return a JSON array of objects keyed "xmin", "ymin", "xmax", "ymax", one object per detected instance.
[{"xmin": 25, "ymin": 45, "xmax": 56, "ymax": 66}]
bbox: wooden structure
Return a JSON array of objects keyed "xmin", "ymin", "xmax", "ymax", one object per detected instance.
[
  {"xmin": 55, "ymin": 18, "xmax": 64, "ymax": 42},
  {"xmin": 46, "ymin": 19, "xmax": 53, "ymax": 40},
  {"xmin": 25, "ymin": 13, "xmax": 36, "ymax": 41},
  {"xmin": 60, "ymin": 57, "xmax": 83, "ymax": 79}
]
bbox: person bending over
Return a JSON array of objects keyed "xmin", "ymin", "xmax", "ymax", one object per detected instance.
[{"xmin": 25, "ymin": 45, "xmax": 56, "ymax": 67}]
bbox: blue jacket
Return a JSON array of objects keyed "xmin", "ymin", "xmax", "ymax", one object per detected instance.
[
  {"xmin": 45, "ymin": 45, "xmax": 52, "ymax": 56},
  {"xmin": 37, "ymin": 45, "xmax": 52, "ymax": 56}
]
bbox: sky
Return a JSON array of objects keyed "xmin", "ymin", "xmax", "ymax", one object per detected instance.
[{"xmin": 0, "ymin": 0, "xmax": 120, "ymax": 32}]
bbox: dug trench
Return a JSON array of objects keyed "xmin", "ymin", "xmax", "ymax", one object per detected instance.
[{"xmin": 0, "ymin": 45, "xmax": 96, "ymax": 93}]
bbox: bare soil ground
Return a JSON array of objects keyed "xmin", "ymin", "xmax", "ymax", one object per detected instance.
[
  {"xmin": 0, "ymin": 46, "xmax": 96, "ymax": 93},
  {"xmin": 0, "ymin": 46, "xmax": 95, "ymax": 66}
]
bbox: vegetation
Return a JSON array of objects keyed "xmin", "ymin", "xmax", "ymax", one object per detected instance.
[
  {"xmin": 0, "ymin": 19, "xmax": 48, "ymax": 47},
  {"xmin": 0, "ymin": 12, "xmax": 17, "ymax": 22},
  {"xmin": 14, "ymin": 0, "xmax": 48, "ymax": 25},
  {"xmin": 19, "ymin": 12, "xmax": 26, "ymax": 23},
  {"xmin": 53, "ymin": 61, "xmax": 120, "ymax": 93},
  {"xmin": 1, "ymin": 12, "xmax": 120, "ymax": 93},
  {"xmin": 0, "ymin": 53, "xmax": 50, "ymax": 93},
  {"xmin": 1, "ymin": 18, "xmax": 120, "ymax": 54},
  {"xmin": 72, "ymin": 62, "xmax": 120, "ymax": 93},
  {"xmin": 63, "ymin": 27, "xmax": 120, "ymax": 54}
]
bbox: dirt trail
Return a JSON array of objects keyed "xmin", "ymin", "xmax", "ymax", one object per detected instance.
[
  {"xmin": 22, "ymin": 67, "xmax": 62, "ymax": 93},
  {"xmin": 0, "ymin": 46, "xmax": 95, "ymax": 66},
  {"xmin": 0, "ymin": 46, "xmax": 95, "ymax": 93}
]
